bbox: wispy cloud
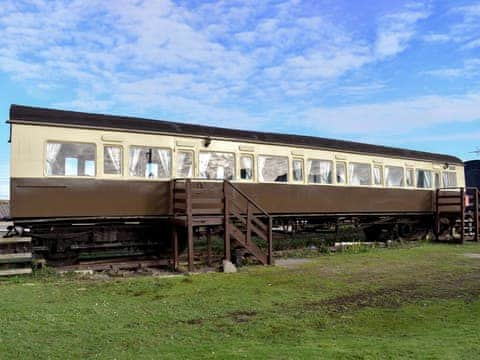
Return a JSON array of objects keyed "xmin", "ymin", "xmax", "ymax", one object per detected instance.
[
  {"xmin": 423, "ymin": 58, "xmax": 480, "ymax": 78},
  {"xmin": 0, "ymin": 0, "xmax": 432, "ymax": 129}
]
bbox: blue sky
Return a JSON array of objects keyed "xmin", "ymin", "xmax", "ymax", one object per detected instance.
[{"xmin": 1, "ymin": 0, "xmax": 480, "ymax": 199}]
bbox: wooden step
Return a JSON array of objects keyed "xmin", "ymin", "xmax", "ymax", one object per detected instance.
[
  {"xmin": 0, "ymin": 268, "xmax": 32, "ymax": 276},
  {"xmin": 0, "ymin": 252, "xmax": 33, "ymax": 264},
  {"xmin": 229, "ymin": 224, "xmax": 268, "ymax": 265},
  {"xmin": 0, "ymin": 237, "xmax": 32, "ymax": 245}
]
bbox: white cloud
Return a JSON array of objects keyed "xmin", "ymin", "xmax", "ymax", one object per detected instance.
[
  {"xmin": 374, "ymin": 5, "xmax": 430, "ymax": 58},
  {"xmin": 301, "ymin": 92, "xmax": 480, "ymax": 135},
  {"xmin": 423, "ymin": 58, "xmax": 480, "ymax": 78}
]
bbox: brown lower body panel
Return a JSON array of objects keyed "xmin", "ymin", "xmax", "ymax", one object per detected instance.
[{"xmin": 11, "ymin": 178, "xmax": 434, "ymax": 219}]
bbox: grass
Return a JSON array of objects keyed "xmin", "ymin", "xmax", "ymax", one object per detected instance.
[{"xmin": 1, "ymin": 243, "xmax": 480, "ymax": 359}]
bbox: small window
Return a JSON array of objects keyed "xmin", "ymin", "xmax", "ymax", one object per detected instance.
[
  {"xmin": 258, "ymin": 155, "xmax": 288, "ymax": 182},
  {"xmin": 129, "ymin": 146, "xmax": 171, "ymax": 179},
  {"xmin": 348, "ymin": 163, "xmax": 371, "ymax": 186},
  {"xmin": 336, "ymin": 162, "xmax": 346, "ymax": 184},
  {"xmin": 406, "ymin": 168, "xmax": 414, "ymax": 187},
  {"xmin": 199, "ymin": 152, "xmax": 235, "ymax": 180},
  {"xmin": 416, "ymin": 169, "xmax": 432, "ymax": 188},
  {"xmin": 434, "ymin": 172, "xmax": 441, "ymax": 189},
  {"xmin": 308, "ymin": 159, "xmax": 333, "ymax": 184},
  {"xmin": 177, "ymin": 150, "xmax": 194, "ymax": 178},
  {"xmin": 104, "ymin": 146, "xmax": 123, "ymax": 175},
  {"xmin": 46, "ymin": 142, "xmax": 96, "ymax": 177},
  {"xmin": 240, "ymin": 155, "xmax": 253, "ymax": 180},
  {"xmin": 443, "ymin": 172, "xmax": 457, "ymax": 188},
  {"xmin": 373, "ymin": 165, "xmax": 383, "ymax": 186},
  {"xmin": 292, "ymin": 159, "xmax": 304, "ymax": 182},
  {"xmin": 385, "ymin": 166, "xmax": 404, "ymax": 187}
]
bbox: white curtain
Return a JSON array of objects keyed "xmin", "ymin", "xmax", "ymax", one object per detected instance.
[
  {"xmin": 106, "ymin": 147, "xmax": 121, "ymax": 173},
  {"xmin": 199, "ymin": 152, "xmax": 212, "ymax": 178},
  {"xmin": 385, "ymin": 166, "xmax": 404, "ymax": 187},
  {"xmin": 241, "ymin": 156, "xmax": 253, "ymax": 180},
  {"xmin": 293, "ymin": 160, "xmax": 302, "ymax": 181},
  {"xmin": 443, "ymin": 172, "xmax": 457, "ymax": 188},
  {"xmin": 336, "ymin": 163, "xmax": 346, "ymax": 184},
  {"xmin": 258, "ymin": 156, "xmax": 266, "ymax": 182},
  {"xmin": 157, "ymin": 149, "xmax": 171, "ymax": 177},
  {"xmin": 46, "ymin": 143, "xmax": 62, "ymax": 175},
  {"xmin": 373, "ymin": 166, "xmax": 382, "ymax": 185},
  {"xmin": 129, "ymin": 147, "xmax": 142, "ymax": 176},
  {"xmin": 177, "ymin": 152, "xmax": 193, "ymax": 178},
  {"xmin": 319, "ymin": 161, "xmax": 332, "ymax": 184}
]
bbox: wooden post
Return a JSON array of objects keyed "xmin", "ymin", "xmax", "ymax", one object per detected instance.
[
  {"xmin": 223, "ymin": 181, "xmax": 230, "ymax": 261},
  {"xmin": 435, "ymin": 189, "xmax": 440, "ymax": 240},
  {"xmin": 186, "ymin": 179, "xmax": 194, "ymax": 272},
  {"xmin": 267, "ymin": 216, "xmax": 273, "ymax": 265},
  {"xmin": 171, "ymin": 224, "xmax": 178, "ymax": 271},
  {"xmin": 460, "ymin": 187, "xmax": 465, "ymax": 244},
  {"xmin": 207, "ymin": 228, "xmax": 212, "ymax": 267},
  {"xmin": 246, "ymin": 203, "xmax": 252, "ymax": 246},
  {"xmin": 169, "ymin": 179, "xmax": 175, "ymax": 215}
]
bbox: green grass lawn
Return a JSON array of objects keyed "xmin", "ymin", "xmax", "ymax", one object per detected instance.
[{"xmin": 1, "ymin": 243, "xmax": 480, "ymax": 359}]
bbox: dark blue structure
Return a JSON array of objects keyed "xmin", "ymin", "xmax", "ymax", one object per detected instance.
[{"xmin": 465, "ymin": 160, "xmax": 480, "ymax": 189}]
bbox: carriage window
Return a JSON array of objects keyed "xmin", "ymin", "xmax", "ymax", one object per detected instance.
[
  {"xmin": 292, "ymin": 159, "xmax": 304, "ymax": 182},
  {"xmin": 443, "ymin": 171, "xmax": 457, "ymax": 188},
  {"xmin": 308, "ymin": 159, "xmax": 333, "ymax": 184},
  {"xmin": 258, "ymin": 156, "xmax": 288, "ymax": 182},
  {"xmin": 385, "ymin": 166, "xmax": 404, "ymax": 187},
  {"xmin": 46, "ymin": 142, "xmax": 96, "ymax": 177},
  {"xmin": 416, "ymin": 169, "xmax": 432, "ymax": 188},
  {"xmin": 240, "ymin": 155, "xmax": 253, "ymax": 180},
  {"xmin": 199, "ymin": 152, "xmax": 235, "ymax": 180},
  {"xmin": 129, "ymin": 146, "xmax": 171, "ymax": 179},
  {"xmin": 373, "ymin": 165, "xmax": 383, "ymax": 185},
  {"xmin": 406, "ymin": 168, "xmax": 414, "ymax": 187},
  {"xmin": 348, "ymin": 163, "xmax": 371, "ymax": 185},
  {"xmin": 177, "ymin": 150, "xmax": 194, "ymax": 178},
  {"xmin": 434, "ymin": 172, "xmax": 441, "ymax": 189},
  {"xmin": 336, "ymin": 162, "xmax": 346, "ymax": 184},
  {"xmin": 104, "ymin": 146, "xmax": 123, "ymax": 175}
]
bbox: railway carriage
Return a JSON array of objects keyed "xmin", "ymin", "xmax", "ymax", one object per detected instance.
[{"xmin": 5, "ymin": 105, "xmax": 470, "ymax": 267}]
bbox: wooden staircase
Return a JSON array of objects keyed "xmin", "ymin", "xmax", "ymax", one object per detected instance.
[
  {"xmin": 171, "ymin": 179, "xmax": 273, "ymax": 271},
  {"xmin": 435, "ymin": 187, "xmax": 479, "ymax": 243}
]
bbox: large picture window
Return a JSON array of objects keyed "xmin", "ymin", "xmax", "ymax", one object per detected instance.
[
  {"xmin": 46, "ymin": 142, "xmax": 96, "ymax": 177},
  {"xmin": 104, "ymin": 146, "xmax": 122, "ymax": 175},
  {"xmin": 258, "ymin": 156, "xmax": 288, "ymax": 182},
  {"xmin": 416, "ymin": 169, "xmax": 432, "ymax": 188},
  {"xmin": 443, "ymin": 172, "xmax": 457, "ymax": 188},
  {"xmin": 129, "ymin": 146, "xmax": 171, "ymax": 179},
  {"xmin": 307, "ymin": 159, "xmax": 333, "ymax": 184},
  {"xmin": 385, "ymin": 166, "xmax": 404, "ymax": 187},
  {"xmin": 199, "ymin": 152, "xmax": 235, "ymax": 180},
  {"xmin": 348, "ymin": 163, "xmax": 371, "ymax": 186}
]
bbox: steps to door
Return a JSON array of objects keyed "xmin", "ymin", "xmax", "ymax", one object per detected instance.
[{"xmin": 0, "ymin": 222, "xmax": 33, "ymax": 276}]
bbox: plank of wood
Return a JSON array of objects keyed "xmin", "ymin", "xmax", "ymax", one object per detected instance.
[
  {"xmin": 0, "ymin": 268, "xmax": 32, "ymax": 276},
  {"xmin": 0, "ymin": 237, "xmax": 32, "ymax": 244},
  {"xmin": 0, "ymin": 252, "xmax": 33, "ymax": 263}
]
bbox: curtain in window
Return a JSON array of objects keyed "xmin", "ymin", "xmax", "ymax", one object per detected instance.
[
  {"xmin": 385, "ymin": 166, "xmax": 404, "ymax": 187},
  {"xmin": 241, "ymin": 156, "xmax": 253, "ymax": 180},
  {"xmin": 336, "ymin": 163, "xmax": 346, "ymax": 184},
  {"xmin": 443, "ymin": 172, "xmax": 457, "ymax": 188},
  {"xmin": 416, "ymin": 170, "xmax": 432, "ymax": 188},
  {"xmin": 258, "ymin": 156, "xmax": 266, "ymax": 182},
  {"xmin": 349, "ymin": 163, "xmax": 371, "ymax": 185},
  {"xmin": 177, "ymin": 152, "xmax": 193, "ymax": 177},
  {"xmin": 308, "ymin": 160, "xmax": 332, "ymax": 184},
  {"xmin": 157, "ymin": 149, "xmax": 171, "ymax": 177},
  {"xmin": 129, "ymin": 147, "xmax": 142, "ymax": 176},
  {"xmin": 199, "ymin": 152, "xmax": 212, "ymax": 178},
  {"xmin": 106, "ymin": 147, "xmax": 121, "ymax": 173},
  {"xmin": 46, "ymin": 143, "xmax": 62, "ymax": 175},
  {"xmin": 373, "ymin": 166, "xmax": 382, "ymax": 185}
]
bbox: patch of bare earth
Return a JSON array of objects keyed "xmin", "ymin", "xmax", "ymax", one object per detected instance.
[{"xmin": 303, "ymin": 270, "xmax": 480, "ymax": 313}]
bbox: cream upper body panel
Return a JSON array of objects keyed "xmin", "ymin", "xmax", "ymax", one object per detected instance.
[{"xmin": 10, "ymin": 123, "xmax": 465, "ymax": 188}]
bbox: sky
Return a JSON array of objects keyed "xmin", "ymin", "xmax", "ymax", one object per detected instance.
[{"xmin": 1, "ymin": 0, "xmax": 480, "ymax": 199}]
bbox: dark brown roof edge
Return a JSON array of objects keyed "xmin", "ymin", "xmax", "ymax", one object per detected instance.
[{"xmin": 8, "ymin": 104, "xmax": 463, "ymax": 165}]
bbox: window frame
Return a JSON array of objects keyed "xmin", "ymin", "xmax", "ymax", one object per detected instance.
[
  {"xmin": 44, "ymin": 140, "xmax": 97, "ymax": 178},
  {"xmin": 292, "ymin": 158, "xmax": 305, "ymax": 183},
  {"xmin": 307, "ymin": 158, "xmax": 334, "ymax": 185},
  {"xmin": 128, "ymin": 145, "xmax": 172, "ymax": 180},
  {"xmin": 348, "ymin": 162, "xmax": 372, "ymax": 186},
  {"xmin": 257, "ymin": 154, "xmax": 290, "ymax": 183},
  {"xmin": 198, "ymin": 150, "xmax": 236, "ymax": 181},
  {"xmin": 442, "ymin": 171, "xmax": 458, "ymax": 188},
  {"xmin": 373, "ymin": 164, "xmax": 383, "ymax": 186},
  {"xmin": 384, "ymin": 165, "xmax": 405, "ymax": 188},
  {"xmin": 335, "ymin": 161, "xmax": 347, "ymax": 185},
  {"xmin": 176, "ymin": 149, "xmax": 195, "ymax": 179},
  {"xmin": 239, "ymin": 153, "xmax": 254, "ymax": 182},
  {"xmin": 415, "ymin": 168, "xmax": 433, "ymax": 189},
  {"xmin": 103, "ymin": 144, "xmax": 124, "ymax": 177}
]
